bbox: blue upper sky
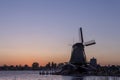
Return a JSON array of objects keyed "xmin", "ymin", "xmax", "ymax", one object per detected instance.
[{"xmin": 0, "ymin": 0, "xmax": 120, "ymax": 66}]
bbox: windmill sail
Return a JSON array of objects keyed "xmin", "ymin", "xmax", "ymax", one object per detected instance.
[
  {"xmin": 84, "ymin": 40, "xmax": 96, "ymax": 46},
  {"xmin": 79, "ymin": 27, "xmax": 84, "ymax": 43}
]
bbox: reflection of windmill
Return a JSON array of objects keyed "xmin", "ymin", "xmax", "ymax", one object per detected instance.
[{"xmin": 69, "ymin": 27, "xmax": 96, "ymax": 65}]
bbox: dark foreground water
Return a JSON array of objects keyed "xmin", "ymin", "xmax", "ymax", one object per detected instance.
[{"xmin": 0, "ymin": 71, "xmax": 120, "ymax": 80}]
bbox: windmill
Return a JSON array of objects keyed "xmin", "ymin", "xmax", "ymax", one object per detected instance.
[{"xmin": 69, "ymin": 27, "xmax": 96, "ymax": 66}]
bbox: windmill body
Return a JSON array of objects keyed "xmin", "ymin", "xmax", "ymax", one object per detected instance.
[{"xmin": 70, "ymin": 43, "xmax": 86, "ymax": 65}]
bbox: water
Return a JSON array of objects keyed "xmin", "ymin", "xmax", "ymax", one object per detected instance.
[{"xmin": 0, "ymin": 71, "xmax": 120, "ymax": 80}]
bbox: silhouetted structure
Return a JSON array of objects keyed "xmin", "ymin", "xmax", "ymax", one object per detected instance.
[
  {"xmin": 70, "ymin": 28, "xmax": 96, "ymax": 65},
  {"xmin": 32, "ymin": 62, "xmax": 39, "ymax": 70},
  {"xmin": 90, "ymin": 57, "xmax": 97, "ymax": 67},
  {"xmin": 56, "ymin": 27, "xmax": 96, "ymax": 75}
]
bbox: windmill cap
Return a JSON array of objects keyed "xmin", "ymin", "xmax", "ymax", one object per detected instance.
[{"xmin": 72, "ymin": 43, "xmax": 84, "ymax": 48}]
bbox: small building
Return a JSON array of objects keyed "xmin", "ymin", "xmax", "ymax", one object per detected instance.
[
  {"xmin": 32, "ymin": 62, "xmax": 39, "ymax": 70},
  {"xmin": 90, "ymin": 57, "xmax": 97, "ymax": 67}
]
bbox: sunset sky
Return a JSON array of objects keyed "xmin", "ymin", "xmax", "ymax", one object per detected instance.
[{"xmin": 0, "ymin": 0, "xmax": 120, "ymax": 66}]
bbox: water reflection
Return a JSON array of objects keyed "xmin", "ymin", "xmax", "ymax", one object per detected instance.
[
  {"xmin": 68, "ymin": 76, "xmax": 120, "ymax": 80},
  {"xmin": 83, "ymin": 76, "xmax": 120, "ymax": 80},
  {"xmin": 0, "ymin": 71, "xmax": 120, "ymax": 80},
  {"xmin": 71, "ymin": 77, "xmax": 83, "ymax": 80}
]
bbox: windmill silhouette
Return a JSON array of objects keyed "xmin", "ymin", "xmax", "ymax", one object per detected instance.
[
  {"xmin": 69, "ymin": 27, "xmax": 96, "ymax": 65},
  {"xmin": 56, "ymin": 27, "xmax": 96, "ymax": 75}
]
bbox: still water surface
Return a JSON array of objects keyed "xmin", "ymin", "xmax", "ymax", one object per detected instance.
[{"xmin": 0, "ymin": 71, "xmax": 120, "ymax": 80}]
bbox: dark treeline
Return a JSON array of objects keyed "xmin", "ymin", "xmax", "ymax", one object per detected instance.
[
  {"xmin": 94, "ymin": 65, "xmax": 120, "ymax": 76},
  {"xmin": 0, "ymin": 61, "xmax": 120, "ymax": 76},
  {"xmin": 0, "ymin": 62, "xmax": 64, "ymax": 71}
]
